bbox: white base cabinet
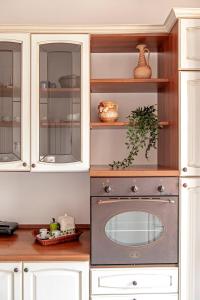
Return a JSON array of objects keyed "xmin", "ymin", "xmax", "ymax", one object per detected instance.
[
  {"xmin": 0, "ymin": 261, "xmax": 89, "ymax": 300},
  {"xmin": 180, "ymin": 178, "xmax": 200, "ymax": 300},
  {"xmin": 0, "ymin": 262, "xmax": 22, "ymax": 300},
  {"xmin": 24, "ymin": 262, "xmax": 89, "ymax": 300},
  {"xmin": 91, "ymin": 295, "xmax": 178, "ymax": 300},
  {"xmin": 91, "ymin": 268, "xmax": 178, "ymax": 300}
]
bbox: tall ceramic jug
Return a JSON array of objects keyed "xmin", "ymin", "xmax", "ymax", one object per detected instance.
[{"xmin": 133, "ymin": 44, "xmax": 152, "ymax": 79}]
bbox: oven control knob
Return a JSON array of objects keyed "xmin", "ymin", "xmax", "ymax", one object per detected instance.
[
  {"xmin": 104, "ymin": 185, "xmax": 111, "ymax": 193},
  {"xmin": 158, "ymin": 185, "xmax": 165, "ymax": 192},
  {"xmin": 131, "ymin": 185, "xmax": 138, "ymax": 193}
]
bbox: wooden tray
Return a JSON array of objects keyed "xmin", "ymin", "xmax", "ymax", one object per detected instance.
[{"xmin": 35, "ymin": 229, "xmax": 82, "ymax": 246}]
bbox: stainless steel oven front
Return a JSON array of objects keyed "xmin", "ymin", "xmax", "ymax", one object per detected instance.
[{"xmin": 91, "ymin": 177, "xmax": 179, "ymax": 265}]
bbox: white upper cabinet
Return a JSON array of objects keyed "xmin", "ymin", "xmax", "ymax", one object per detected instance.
[
  {"xmin": 180, "ymin": 71, "xmax": 200, "ymax": 176},
  {"xmin": 0, "ymin": 33, "xmax": 30, "ymax": 171},
  {"xmin": 180, "ymin": 178, "xmax": 200, "ymax": 300},
  {"xmin": 0, "ymin": 262, "xmax": 22, "ymax": 300},
  {"xmin": 31, "ymin": 34, "xmax": 90, "ymax": 172},
  {"xmin": 179, "ymin": 19, "xmax": 200, "ymax": 69},
  {"xmin": 23, "ymin": 262, "xmax": 89, "ymax": 300}
]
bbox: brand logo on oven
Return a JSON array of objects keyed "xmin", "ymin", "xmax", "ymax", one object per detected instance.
[{"xmin": 129, "ymin": 251, "xmax": 140, "ymax": 258}]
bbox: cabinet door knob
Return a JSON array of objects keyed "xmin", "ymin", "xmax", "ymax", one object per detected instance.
[
  {"xmin": 24, "ymin": 268, "xmax": 29, "ymax": 272},
  {"xmin": 183, "ymin": 167, "xmax": 187, "ymax": 172},
  {"xmin": 157, "ymin": 185, "xmax": 165, "ymax": 192},
  {"xmin": 132, "ymin": 281, "xmax": 137, "ymax": 286},
  {"xmin": 31, "ymin": 164, "xmax": 36, "ymax": 168},
  {"xmin": 183, "ymin": 183, "xmax": 188, "ymax": 188},
  {"xmin": 23, "ymin": 162, "xmax": 27, "ymax": 167},
  {"xmin": 104, "ymin": 185, "xmax": 111, "ymax": 193},
  {"xmin": 14, "ymin": 268, "xmax": 19, "ymax": 273},
  {"xmin": 131, "ymin": 185, "xmax": 138, "ymax": 193}
]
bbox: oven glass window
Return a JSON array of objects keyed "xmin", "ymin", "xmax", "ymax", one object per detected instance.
[{"xmin": 105, "ymin": 211, "xmax": 164, "ymax": 246}]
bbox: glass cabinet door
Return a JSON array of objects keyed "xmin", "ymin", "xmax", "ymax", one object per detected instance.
[
  {"xmin": 0, "ymin": 34, "xmax": 30, "ymax": 171},
  {"xmin": 31, "ymin": 34, "xmax": 89, "ymax": 171}
]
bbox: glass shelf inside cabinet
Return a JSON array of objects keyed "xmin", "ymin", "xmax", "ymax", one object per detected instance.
[
  {"xmin": 0, "ymin": 42, "xmax": 21, "ymax": 162},
  {"xmin": 39, "ymin": 43, "xmax": 81, "ymax": 164}
]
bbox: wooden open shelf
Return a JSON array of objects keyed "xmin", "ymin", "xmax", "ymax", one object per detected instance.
[
  {"xmin": 40, "ymin": 88, "xmax": 80, "ymax": 98},
  {"xmin": 91, "ymin": 34, "xmax": 169, "ymax": 53},
  {"xmin": 0, "ymin": 121, "xmax": 20, "ymax": 127},
  {"xmin": 0, "ymin": 87, "xmax": 20, "ymax": 98},
  {"xmin": 90, "ymin": 121, "xmax": 169, "ymax": 129},
  {"xmin": 90, "ymin": 78, "xmax": 169, "ymax": 93},
  {"xmin": 90, "ymin": 165, "xmax": 179, "ymax": 177}
]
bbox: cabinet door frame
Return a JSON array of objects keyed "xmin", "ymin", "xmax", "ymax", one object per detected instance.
[
  {"xmin": 179, "ymin": 71, "xmax": 200, "ymax": 176},
  {"xmin": 0, "ymin": 33, "xmax": 30, "ymax": 171},
  {"xmin": 31, "ymin": 34, "xmax": 90, "ymax": 172},
  {"xmin": 179, "ymin": 178, "xmax": 200, "ymax": 300},
  {"xmin": 179, "ymin": 19, "xmax": 200, "ymax": 70},
  {"xmin": 23, "ymin": 261, "xmax": 89, "ymax": 300},
  {"xmin": 91, "ymin": 295, "xmax": 178, "ymax": 300},
  {"xmin": 0, "ymin": 262, "xmax": 22, "ymax": 300}
]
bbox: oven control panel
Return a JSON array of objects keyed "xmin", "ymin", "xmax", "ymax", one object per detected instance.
[{"xmin": 91, "ymin": 177, "xmax": 179, "ymax": 196}]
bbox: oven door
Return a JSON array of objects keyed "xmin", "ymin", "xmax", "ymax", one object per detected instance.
[{"xmin": 91, "ymin": 196, "xmax": 178, "ymax": 265}]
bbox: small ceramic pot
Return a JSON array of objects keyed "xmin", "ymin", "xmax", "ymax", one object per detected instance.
[
  {"xmin": 58, "ymin": 213, "xmax": 75, "ymax": 232},
  {"xmin": 98, "ymin": 101, "xmax": 118, "ymax": 122}
]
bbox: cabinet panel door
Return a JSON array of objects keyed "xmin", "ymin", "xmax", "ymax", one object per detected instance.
[
  {"xmin": 31, "ymin": 34, "xmax": 90, "ymax": 172},
  {"xmin": 180, "ymin": 72, "xmax": 200, "ymax": 176},
  {"xmin": 91, "ymin": 268, "xmax": 178, "ymax": 295},
  {"xmin": 23, "ymin": 261, "xmax": 89, "ymax": 300},
  {"xmin": 0, "ymin": 33, "xmax": 30, "ymax": 171},
  {"xmin": 180, "ymin": 19, "xmax": 200, "ymax": 69},
  {"xmin": 0, "ymin": 262, "xmax": 22, "ymax": 300},
  {"xmin": 91, "ymin": 295, "xmax": 178, "ymax": 300},
  {"xmin": 180, "ymin": 178, "xmax": 200, "ymax": 300}
]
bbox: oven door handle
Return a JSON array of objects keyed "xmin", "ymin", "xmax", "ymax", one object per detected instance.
[{"xmin": 97, "ymin": 199, "xmax": 175, "ymax": 205}]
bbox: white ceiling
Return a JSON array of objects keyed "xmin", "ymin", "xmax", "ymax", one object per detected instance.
[{"xmin": 1, "ymin": 0, "xmax": 200, "ymax": 25}]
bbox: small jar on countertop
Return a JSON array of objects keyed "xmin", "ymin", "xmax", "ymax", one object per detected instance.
[{"xmin": 58, "ymin": 213, "xmax": 75, "ymax": 233}]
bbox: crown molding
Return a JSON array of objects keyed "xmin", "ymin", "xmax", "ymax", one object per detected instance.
[
  {"xmin": 164, "ymin": 9, "xmax": 177, "ymax": 32},
  {"xmin": 173, "ymin": 7, "xmax": 200, "ymax": 18},
  {"xmin": 0, "ymin": 24, "xmax": 166, "ymax": 34},
  {"xmin": 0, "ymin": 8, "xmax": 199, "ymax": 34},
  {"xmin": 164, "ymin": 8, "xmax": 200, "ymax": 32}
]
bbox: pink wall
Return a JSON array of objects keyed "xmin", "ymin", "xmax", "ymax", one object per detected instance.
[{"xmin": 0, "ymin": 0, "xmax": 199, "ymax": 25}]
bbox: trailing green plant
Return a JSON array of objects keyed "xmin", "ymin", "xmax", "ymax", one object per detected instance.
[{"xmin": 109, "ymin": 105, "xmax": 159, "ymax": 169}]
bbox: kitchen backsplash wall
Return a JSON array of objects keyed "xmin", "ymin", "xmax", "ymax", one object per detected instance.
[{"xmin": 0, "ymin": 172, "xmax": 90, "ymax": 224}]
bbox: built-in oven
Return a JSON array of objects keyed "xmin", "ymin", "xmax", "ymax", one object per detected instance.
[{"xmin": 91, "ymin": 177, "xmax": 178, "ymax": 265}]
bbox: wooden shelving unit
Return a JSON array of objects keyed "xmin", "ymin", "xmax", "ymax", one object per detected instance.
[
  {"xmin": 90, "ymin": 29, "xmax": 179, "ymax": 176},
  {"xmin": 90, "ymin": 78, "xmax": 169, "ymax": 93},
  {"xmin": 90, "ymin": 165, "xmax": 179, "ymax": 177},
  {"xmin": 40, "ymin": 88, "xmax": 80, "ymax": 98},
  {"xmin": 90, "ymin": 121, "xmax": 169, "ymax": 129}
]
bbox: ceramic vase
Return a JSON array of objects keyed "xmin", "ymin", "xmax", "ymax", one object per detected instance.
[
  {"xmin": 98, "ymin": 101, "xmax": 119, "ymax": 122},
  {"xmin": 133, "ymin": 44, "xmax": 152, "ymax": 79}
]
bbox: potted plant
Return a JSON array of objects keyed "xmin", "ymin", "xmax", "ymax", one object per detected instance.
[{"xmin": 109, "ymin": 105, "xmax": 160, "ymax": 169}]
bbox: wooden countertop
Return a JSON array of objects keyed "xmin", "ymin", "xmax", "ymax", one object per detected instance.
[{"xmin": 0, "ymin": 229, "xmax": 90, "ymax": 261}]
